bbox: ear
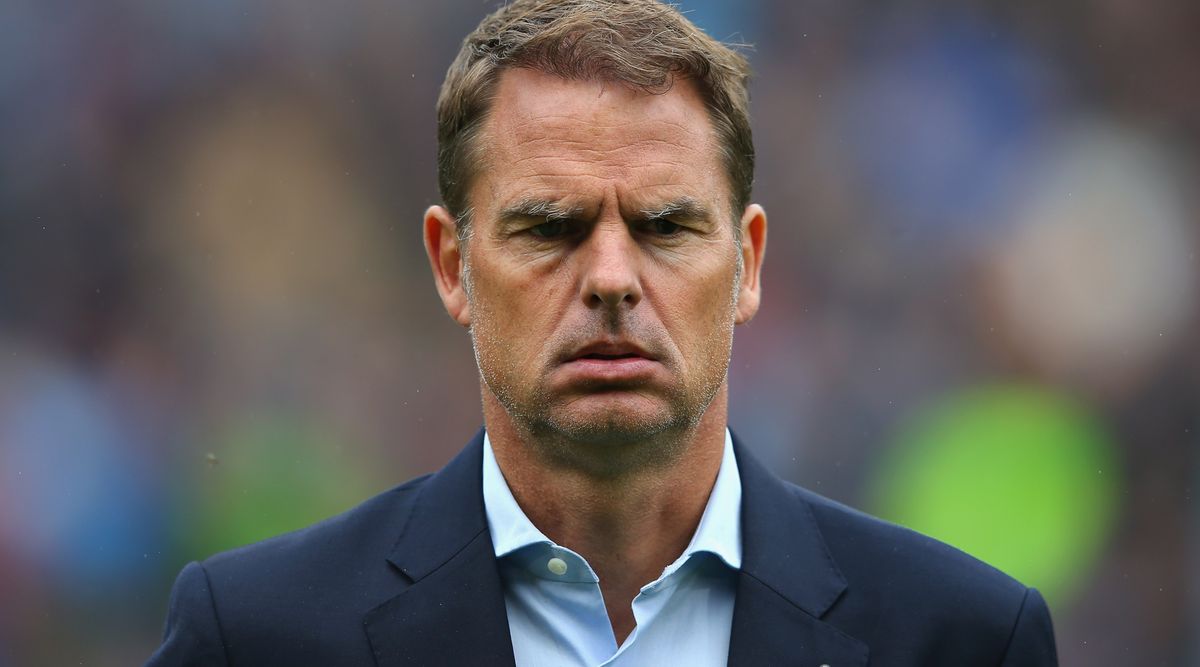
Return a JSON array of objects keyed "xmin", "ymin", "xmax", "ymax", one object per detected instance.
[
  {"xmin": 734, "ymin": 203, "xmax": 767, "ymax": 325},
  {"xmin": 424, "ymin": 205, "xmax": 471, "ymax": 327}
]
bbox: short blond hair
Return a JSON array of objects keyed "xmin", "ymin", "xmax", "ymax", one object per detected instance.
[{"xmin": 436, "ymin": 0, "xmax": 754, "ymax": 232}]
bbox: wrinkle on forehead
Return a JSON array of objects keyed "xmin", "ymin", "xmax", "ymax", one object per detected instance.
[
  {"xmin": 502, "ymin": 114, "xmax": 711, "ymax": 168},
  {"xmin": 474, "ymin": 69, "xmax": 725, "ymax": 216}
]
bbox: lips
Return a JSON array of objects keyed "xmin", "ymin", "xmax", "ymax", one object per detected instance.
[
  {"xmin": 564, "ymin": 340, "xmax": 656, "ymax": 363},
  {"xmin": 558, "ymin": 340, "xmax": 660, "ymax": 383}
]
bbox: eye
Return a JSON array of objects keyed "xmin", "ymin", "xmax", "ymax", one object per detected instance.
[
  {"xmin": 644, "ymin": 218, "xmax": 683, "ymax": 236},
  {"xmin": 529, "ymin": 220, "xmax": 571, "ymax": 238}
]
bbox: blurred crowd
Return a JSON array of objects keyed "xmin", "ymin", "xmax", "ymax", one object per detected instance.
[{"xmin": 0, "ymin": 1, "xmax": 1196, "ymax": 664}]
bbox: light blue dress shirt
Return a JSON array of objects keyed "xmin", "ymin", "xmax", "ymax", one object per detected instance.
[{"xmin": 482, "ymin": 430, "xmax": 742, "ymax": 667}]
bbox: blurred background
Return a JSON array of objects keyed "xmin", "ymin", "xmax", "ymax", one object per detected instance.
[{"xmin": 0, "ymin": 0, "xmax": 1196, "ymax": 664}]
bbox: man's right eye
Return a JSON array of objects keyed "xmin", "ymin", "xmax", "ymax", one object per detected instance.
[{"xmin": 529, "ymin": 220, "xmax": 570, "ymax": 238}]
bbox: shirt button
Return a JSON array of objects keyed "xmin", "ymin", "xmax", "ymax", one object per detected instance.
[{"xmin": 546, "ymin": 557, "xmax": 568, "ymax": 575}]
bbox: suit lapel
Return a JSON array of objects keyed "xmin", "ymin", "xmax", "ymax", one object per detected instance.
[
  {"xmin": 728, "ymin": 433, "xmax": 870, "ymax": 667},
  {"xmin": 361, "ymin": 429, "xmax": 867, "ymax": 666},
  {"xmin": 363, "ymin": 430, "xmax": 516, "ymax": 667}
]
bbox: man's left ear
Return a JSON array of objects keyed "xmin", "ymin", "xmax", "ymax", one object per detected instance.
[{"xmin": 735, "ymin": 203, "xmax": 767, "ymax": 325}]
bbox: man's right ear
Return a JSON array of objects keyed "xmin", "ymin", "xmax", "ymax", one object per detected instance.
[{"xmin": 424, "ymin": 205, "xmax": 471, "ymax": 327}]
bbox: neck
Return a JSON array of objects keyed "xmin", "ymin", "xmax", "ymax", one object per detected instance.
[{"xmin": 483, "ymin": 385, "xmax": 729, "ymax": 644}]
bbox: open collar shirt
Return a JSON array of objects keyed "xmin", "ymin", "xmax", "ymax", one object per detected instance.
[{"xmin": 482, "ymin": 430, "xmax": 743, "ymax": 666}]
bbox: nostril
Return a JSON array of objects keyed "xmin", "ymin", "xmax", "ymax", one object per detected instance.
[{"xmin": 586, "ymin": 289, "xmax": 637, "ymax": 308}]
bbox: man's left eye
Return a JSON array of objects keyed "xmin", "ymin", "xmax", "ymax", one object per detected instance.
[{"xmin": 645, "ymin": 219, "xmax": 682, "ymax": 236}]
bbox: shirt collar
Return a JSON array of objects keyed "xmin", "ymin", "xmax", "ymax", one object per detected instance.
[
  {"xmin": 482, "ymin": 429, "xmax": 742, "ymax": 570},
  {"xmin": 482, "ymin": 433, "xmax": 554, "ymax": 558}
]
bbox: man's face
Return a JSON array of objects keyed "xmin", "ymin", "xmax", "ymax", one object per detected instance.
[{"xmin": 428, "ymin": 68, "xmax": 764, "ymax": 466}]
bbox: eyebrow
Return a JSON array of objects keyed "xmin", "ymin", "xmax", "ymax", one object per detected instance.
[
  {"xmin": 496, "ymin": 195, "xmax": 712, "ymax": 226},
  {"xmin": 637, "ymin": 196, "xmax": 710, "ymax": 222},
  {"xmin": 498, "ymin": 197, "xmax": 585, "ymax": 223}
]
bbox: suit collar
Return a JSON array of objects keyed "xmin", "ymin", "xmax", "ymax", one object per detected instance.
[
  {"xmin": 732, "ymin": 430, "xmax": 847, "ymax": 618},
  {"xmin": 385, "ymin": 429, "xmax": 491, "ymax": 580},
  {"xmin": 365, "ymin": 429, "xmax": 516, "ymax": 667},
  {"xmin": 728, "ymin": 431, "xmax": 870, "ymax": 666},
  {"xmin": 384, "ymin": 427, "xmax": 843, "ymax": 604},
  {"xmin": 364, "ymin": 428, "xmax": 868, "ymax": 666}
]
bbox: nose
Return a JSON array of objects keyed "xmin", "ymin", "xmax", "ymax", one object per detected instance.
[{"xmin": 578, "ymin": 221, "xmax": 643, "ymax": 311}]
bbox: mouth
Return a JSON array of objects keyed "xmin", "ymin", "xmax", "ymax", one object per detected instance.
[
  {"xmin": 557, "ymin": 341, "xmax": 661, "ymax": 384},
  {"xmin": 564, "ymin": 341, "xmax": 656, "ymax": 363},
  {"xmin": 576, "ymin": 352, "xmax": 644, "ymax": 361}
]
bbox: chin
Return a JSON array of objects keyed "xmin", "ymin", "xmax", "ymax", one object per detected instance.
[
  {"xmin": 501, "ymin": 390, "xmax": 707, "ymax": 475},
  {"xmin": 548, "ymin": 413, "xmax": 674, "ymax": 445},
  {"xmin": 548, "ymin": 393, "xmax": 678, "ymax": 438},
  {"xmin": 548, "ymin": 401, "xmax": 705, "ymax": 458}
]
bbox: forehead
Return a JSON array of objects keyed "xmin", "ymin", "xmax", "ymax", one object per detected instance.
[{"xmin": 473, "ymin": 68, "xmax": 724, "ymax": 213}]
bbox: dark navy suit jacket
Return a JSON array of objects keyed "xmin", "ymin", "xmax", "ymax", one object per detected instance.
[{"xmin": 147, "ymin": 430, "xmax": 1058, "ymax": 666}]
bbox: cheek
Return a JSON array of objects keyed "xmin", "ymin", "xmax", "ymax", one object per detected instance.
[
  {"xmin": 469, "ymin": 258, "xmax": 573, "ymax": 360},
  {"xmin": 655, "ymin": 265, "xmax": 738, "ymax": 358}
]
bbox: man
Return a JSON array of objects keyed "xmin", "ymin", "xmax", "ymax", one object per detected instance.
[{"xmin": 148, "ymin": 1, "xmax": 1058, "ymax": 665}]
